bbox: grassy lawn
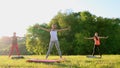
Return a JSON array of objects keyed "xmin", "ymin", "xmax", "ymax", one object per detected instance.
[{"xmin": 0, "ymin": 55, "xmax": 120, "ymax": 68}]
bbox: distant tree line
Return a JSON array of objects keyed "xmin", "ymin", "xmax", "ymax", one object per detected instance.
[
  {"xmin": 0, "ymin": 36, "xmax": 30, "ymax": 55},
  {"xmin": 26, "ymin": 11, "xmax": 120, "ymax": 55}
]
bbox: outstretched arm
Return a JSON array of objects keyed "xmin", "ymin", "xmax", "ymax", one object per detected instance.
[
  {"xmin": 10, "ymin": 36, "xmax": 25, "ymax": 39},
  {"xmin": 99, "ymin": 36, "xmax": 108, "ymax": 39},
  {"xmin": 38, "ymin": 26, "xmax": 50, "ymax": 32},
  {"xmin": 35, "ymin": 24, "xmax": 50, "ymax": 32},
  {"xmin": 57, "ymin": 27, "xmax": 70, "ymax": 32},
  {"xmin": 17, "ymin": 36, "xmax": 24, "ymax": 38},
  {"xmin": 84, "ymin": 37, "xmax": 94, "ymax": 40}
]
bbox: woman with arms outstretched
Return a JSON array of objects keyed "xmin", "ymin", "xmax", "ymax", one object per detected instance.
[
  {"xmin": 35, "ymin": 24, "xmax": 70, "ymax": 60},
  {"xmin": 85, "ymin": 32, "xmax": 108, "ymax": 58}
]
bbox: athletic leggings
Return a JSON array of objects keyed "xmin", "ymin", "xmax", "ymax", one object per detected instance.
[
  {"xmin": 9, "ymin": 44, "xmax": 20, "ymax": 57},
  {"xmin": 46, "ymin": 40, "xmax": 62, "ymax": 59},
  {"xmin": 92, "ymin": 45, "xmax": 102, "ymax": 56}
]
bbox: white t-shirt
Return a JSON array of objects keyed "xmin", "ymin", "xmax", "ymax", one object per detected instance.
[{"xmin": 50, "ymin": 30, "xmax": 58, "ymax": 41}]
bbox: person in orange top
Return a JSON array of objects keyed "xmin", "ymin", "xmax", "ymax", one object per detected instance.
[{"xmin": 85, "ymin": 32, "xmax": 108, "ymax": 57}]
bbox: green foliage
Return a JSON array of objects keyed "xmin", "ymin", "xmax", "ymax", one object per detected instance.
[
  {"xmin": 26, "ymin": 23, "xmax": 49, "ymax": 55},
  {"xmin": 0, "ymin": 36, "xmax": 30, "ymax": 55},
  {"xmin": 26, "ymin": 11, "xmax": 120, "ymax": 55}
]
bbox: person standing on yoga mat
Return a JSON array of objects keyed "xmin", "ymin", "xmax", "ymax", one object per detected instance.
[
  {"xmin": 9, "ymin": 32, "xmax": 20, "ymax": 57},
  {"xmin": 9, "ymin": 32, "xmax": 25, "ymax": 57},
  {"xmin": 85, "ymin": 32, "xmax": 108, "ymax": 58},
  {"xmin": 35, "ymin": 24, "xmax": 70, "ymax": 59}
]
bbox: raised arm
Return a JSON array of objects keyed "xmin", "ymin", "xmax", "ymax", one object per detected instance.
[
  {"xmin": 99, "ymin": 36, "xmax": 108, "ymax": 39},
  {"xmin": 57, "ymin": 27, "xmax": 70, "ymax": 32}
]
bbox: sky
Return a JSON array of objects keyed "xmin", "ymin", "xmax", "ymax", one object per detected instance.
[{"xmin": 0, "ymin": 0, "xmax": 120, "ymax": 37}]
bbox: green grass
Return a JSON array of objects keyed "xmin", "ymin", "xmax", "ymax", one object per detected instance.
[{"xmin": 0, "ymin": 55, "xmax": 120, "ymax": 68}]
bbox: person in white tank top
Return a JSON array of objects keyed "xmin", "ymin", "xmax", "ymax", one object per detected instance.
[
  {"xmin": 50, "ymin": 30, "xmax": 58, "ymax": 41},
  {"xmin": 35, "ymin": 24, "xmax": 70, "ymax": 60}
]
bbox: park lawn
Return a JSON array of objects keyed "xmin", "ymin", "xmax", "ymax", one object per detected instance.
[{"xmin": 0, "ymin": 55, "xmax": 120, "ymax": 68}]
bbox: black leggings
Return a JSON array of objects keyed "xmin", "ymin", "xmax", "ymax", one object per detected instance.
[{"xmin": 92, "ymin": 45, "xmax": 102, "ymax": 56}]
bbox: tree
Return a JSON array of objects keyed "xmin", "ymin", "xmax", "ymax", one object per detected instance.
[
  {"xmin": 26, "ymin": 23, "xmax": 49, "ymax": 55},
  {"xmin": 26, "ymin": 11, "xmax": 120, "ymax": 55}
]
